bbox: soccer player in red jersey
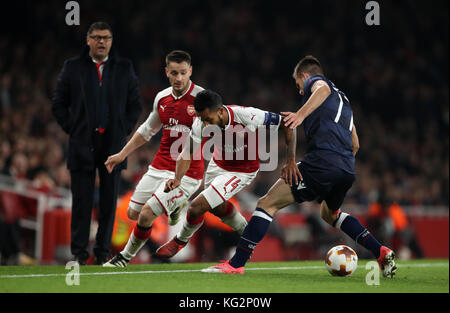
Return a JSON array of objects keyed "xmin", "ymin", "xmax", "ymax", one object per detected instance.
[
  {"xmin": 155, "ymin": 89, "xmax": 299, "ymax": 259},
  {"xmin": 103, "ymin": 50, "xmax": 205, "ymax": 267}
]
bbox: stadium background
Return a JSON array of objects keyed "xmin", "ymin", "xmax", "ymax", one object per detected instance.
[{"xmin": 0, "ymin": 0, "xmax": 448, "ymax": 265}]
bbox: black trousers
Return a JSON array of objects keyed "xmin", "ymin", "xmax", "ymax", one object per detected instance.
[{"xmin": 69, "ymin": 138, "xmax": 121, "ymax": 260}]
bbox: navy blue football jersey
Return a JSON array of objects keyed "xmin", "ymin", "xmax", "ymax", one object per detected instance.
[{"xmin": 300, "ymin": 75, "xmax": 355, "ymax": 174}]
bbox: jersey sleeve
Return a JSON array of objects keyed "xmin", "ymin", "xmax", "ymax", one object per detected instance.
[
  {"xmin": 136, "ymin": 94, "xmax": 162, "ymax": 141},
  {"xmin": 189, "ymin": 117, "xmax": 203, "ymax": 143},
  {"xmin": 304, "ymin": 75, "xmax": 326, "ymax": 95},
  {"xmin": 233, "ymin": 106, "xmax": 281, "ymax": 132}
]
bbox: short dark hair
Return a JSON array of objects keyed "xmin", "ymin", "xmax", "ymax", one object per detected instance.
[
  {"xmin": 87, "ymin": 21, "xmax": 113, "ymax": 36},
  {"xmin": 293, "ymin": 55, "xmax": 324, "ymax": 78},
  {"xmin": 194, "ymin": 90, "xmax": 223, "ymax": 112},
  {"xmin": 166, "ymin": 50, "xmax": 191, "ymax": 66}
]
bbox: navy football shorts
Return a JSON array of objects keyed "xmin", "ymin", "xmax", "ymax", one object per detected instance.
[{"xmin": 290, "ymin": 161, "xmax": 355, "ymax": 212}]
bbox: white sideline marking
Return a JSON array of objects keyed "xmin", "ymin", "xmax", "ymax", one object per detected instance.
[{"xmin": 0, "ymin": 262, "xmax": 447, "ymax": 279}]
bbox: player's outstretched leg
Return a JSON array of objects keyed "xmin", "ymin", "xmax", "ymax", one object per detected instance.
[
  {"xmin": 202, "ymin": 179, "xmax": 295, "ymax": 274},
  {"xmin": 321, "ymin": 202, "xmax": 397, "ymax": 278},
  {"xmin": 103, "ymin": 203, "xmax": 157, "ymax": 268}
]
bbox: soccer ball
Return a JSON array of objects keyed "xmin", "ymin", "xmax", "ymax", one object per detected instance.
[{"xmin": 325, "ymin": 245, "xmax": 358, "ymax": 277}]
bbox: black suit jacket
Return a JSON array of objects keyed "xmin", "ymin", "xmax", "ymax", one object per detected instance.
[{"xmin": 52, "ymin": 47, "xmax": 142, "ymax": 171}]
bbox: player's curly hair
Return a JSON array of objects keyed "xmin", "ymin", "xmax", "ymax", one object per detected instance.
[
  {"xmin": 293, "ymin": 55, "xmax": 324, "ymax": 78},
  {"xmin": 194, "ymin": 90, "xmax": 223, "ymax": 112}
]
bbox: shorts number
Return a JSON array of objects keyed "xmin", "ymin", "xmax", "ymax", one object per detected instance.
[{"xmin": 223, "ymin": 176, "xmax": 241, "ymax": 196}]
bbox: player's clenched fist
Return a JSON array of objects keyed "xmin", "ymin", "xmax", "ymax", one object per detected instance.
[
  {"xmin": 104, "ymin": 153, "xmax": 125, "ymax": 173},
  {"xmin": 164, "ymin": 178, "xmax": 181, "ymax": 192}
]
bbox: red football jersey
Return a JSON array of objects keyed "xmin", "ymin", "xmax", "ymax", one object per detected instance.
[
  {"xmin": 137, "ymin": 81, "xmax": 204, "ymax": 180},
  {"xmin": 190, "ymin": 105, "xmax": 281, "ymax": 173}
]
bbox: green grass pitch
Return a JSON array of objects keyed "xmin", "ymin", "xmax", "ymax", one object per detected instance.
[{"xmin": 0, "ymin": 259, "xmax": 448, "ymax": 293}]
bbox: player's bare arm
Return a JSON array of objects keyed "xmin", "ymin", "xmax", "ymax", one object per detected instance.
[
  {"xmin": 280, "ymin": 124, "xmax": 302, "ymax": 186},
  {"xmin": 105, "ymin": 131, "xmax": 148, "ymax": 173},
  {"xmin": 105, "ymin": 96, "xmax": 162, "ymax": 173},
  {"xmin": 281, "ymin": 80, "xmax": 331, "ymax": 129},
  {"xmin": 351, "ymin": 123, "xmax": 359, "ymax": 156}
]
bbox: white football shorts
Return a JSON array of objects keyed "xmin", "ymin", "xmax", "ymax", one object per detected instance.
[
  {"xmin": 129, "ymin": 166, "xmax": 202, "ymax": 217},
  {"xmin": 201, "ymin": 159, "xmax": 258, "ymax": 210}
]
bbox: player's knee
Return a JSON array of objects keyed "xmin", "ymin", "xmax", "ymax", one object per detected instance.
[
  {"xmin": 127, "ymin": 207, "xmax": 140, "ymax": 220},
  {"xmin": 138, "ymin": 204, "xmax": 156, "ymax": 226},
  {"xmin": 188, "ymin": 199, "xmax": 209, "ymax": 219},
  {"xmin": 188, "ymin": 203, "xmax": 205, "ymax": 219},
  {"xmin": 210, "ymin": 202, "xmax": 226, "ymax": 218}
]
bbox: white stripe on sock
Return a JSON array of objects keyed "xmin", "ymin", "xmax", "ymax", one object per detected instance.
[
  {"xmin": 241, "ymin": 236, "xmax": 259, "ymax": 245},
  {"xmin": 334, "ymin": 212, "xmax": 349, "ymax": 229},
  {"xmin": 252, "ymin": 210, "xmax": 273, "ymax": 222}
]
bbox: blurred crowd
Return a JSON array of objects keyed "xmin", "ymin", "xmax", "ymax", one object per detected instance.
[{"xmin": 0, "ymin": 0, "xmax": 448, "ymax": 207}]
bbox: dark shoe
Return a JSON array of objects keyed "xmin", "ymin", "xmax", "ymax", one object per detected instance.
[
  {"xmin": 73, "ymin": 255, "xmax": 88, "ymax": 265},
  {"xmin": 94, "ymin": 255, "xmax": 109, "ymax": 265}
]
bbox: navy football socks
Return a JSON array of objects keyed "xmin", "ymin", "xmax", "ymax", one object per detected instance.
[
  {"xmin": 334, "ymin": 212, "xmax": 382, "ymax": 258},
  {"xmin": 229, "ymin": 208, "xmax": 273, "ymax": 268},
  {"xmin": 229, "ymin": 208, "xmax": 382, "ymax": 268}
]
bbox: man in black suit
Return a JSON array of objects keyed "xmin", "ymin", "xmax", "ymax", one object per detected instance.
[{"xmin": 52, "ymin": 22, "xmax": 142, "ymax": 265}]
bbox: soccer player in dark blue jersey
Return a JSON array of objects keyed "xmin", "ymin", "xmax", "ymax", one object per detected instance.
[{"xmin": 202, "ymin": 55, "xmax": 397, "ymax": 278}]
